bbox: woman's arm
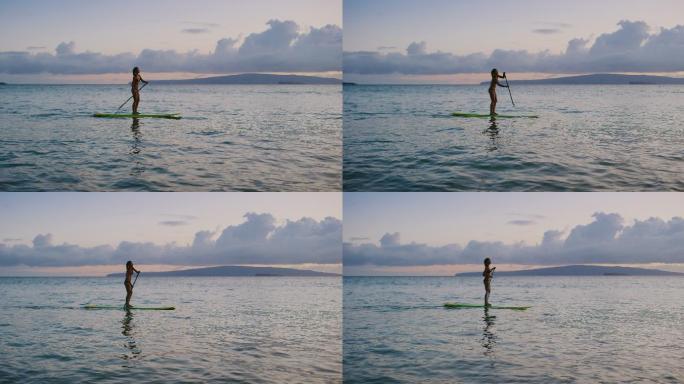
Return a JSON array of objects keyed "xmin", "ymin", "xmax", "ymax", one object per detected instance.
[{"xmin": 497, "ymin": 72, "xmax": 508, "ymax": 86}]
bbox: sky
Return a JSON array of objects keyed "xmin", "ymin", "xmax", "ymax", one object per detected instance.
[
  {"xmin": 0, "ymin": 0, "xmax": 342, "ymax": 83},
  {"xmin": 344, "ymin": 193, "xmax": 684, "ymax": 275},
  {"xmin": 343, "ymin": 0, "xmax": 684, "ymax": 84},
  {"xmin": 0, "ymin": 193, "xmax": 341, "ymax": 276}
]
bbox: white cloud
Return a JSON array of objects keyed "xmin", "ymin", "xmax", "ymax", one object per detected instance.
[
  {"xmin": 0, "ymin": 213, "xmax": 341, "ymax": 267},
  {"xmin": 344, "ymin": 21, "xmax": 684, "ymax": 75},
  {"xmin": 344, "ymin": 212, "xmax": 684, "ymax": 267},
  {"xmin": 0, "ymin": 20, "xmax": 341, "ymax": 75}
]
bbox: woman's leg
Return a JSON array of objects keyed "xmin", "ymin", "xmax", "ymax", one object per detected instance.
[
  {"xmin": 125, "ymin": 283, "xmax": 133, "ymax": 308},
  {"xmin": 132, "ymin": 92, "xmax": 140, "ymax": 114},
  {"xmin": 489, "ymin": 91, "xmax": 497, "ymax": 115}
]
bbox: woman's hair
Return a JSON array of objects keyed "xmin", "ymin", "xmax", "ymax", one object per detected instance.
[
  {"xmin": 491, "ymin": 68, "xmax": 498, "ymax": 76},
  {"xmin": 132, "ymin": 67, "xmax": 140, "ymax": 74},
  {"xmin": 126, "ymin": 260, "xmax": 133, "ymax": 267},
  {"xmin": 484, "ymin": 257, "xmax": 491, "ymax": 265}
]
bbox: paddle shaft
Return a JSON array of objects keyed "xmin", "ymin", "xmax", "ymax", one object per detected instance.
[
  {"xmin": 132, "ymin": 271, "xmax": 140, "ymax": 288},
  {"xmin": 504, "ymin": 75, "xmax": 515, "ymax": 107},
  {"xmin": 116, "ymin": 82, "xmax": 148, "ymax": 112}
]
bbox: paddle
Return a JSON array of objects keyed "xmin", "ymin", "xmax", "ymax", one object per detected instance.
[
  {"xmin": 116, "ymin": 82, "xmax": 148, "ymax": 112},
  {"xmin": 504, "ymin": 73, "xmax": 515, "ymax": 107},
  {"xmin": 132, "ymin": 271, "xmax": 140, "ymax": 288}
]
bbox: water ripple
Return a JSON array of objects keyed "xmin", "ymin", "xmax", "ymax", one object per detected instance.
[
  {"xmin": 344, "ymin": 84, "xmax": 684, "ymax": 191},
  {"xmin": 0, "ymin": 84, "xmax": 341, "ymax": 191}
]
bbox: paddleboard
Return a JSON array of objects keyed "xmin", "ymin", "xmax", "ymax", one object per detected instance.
[
  {"xmin": 452, "ymin": 112, "xmax": 538, "ymax": 119},
  {"xmin": 93, "ymin": 113, "xmax": 181, "ymax": 120},
  {"xmin": 83, "ymin": 304, "xmax": 175, "ymax": 310},
  {"xmin": 444, "ymin": 302, "xmax": 530, "ymax": 310}
]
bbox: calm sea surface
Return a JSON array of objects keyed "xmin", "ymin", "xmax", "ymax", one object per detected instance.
[
  {"xmin": 0, "ymin": 277, "xmax": 341, "ymax": 383},
  {"xmin": 0, "ymin": 84, "xmax": 341, "ymax": 191},
  {"xmin": 343, "ymin": 276, "xmax": 684, "ymax": 383},
  {"xmin": 343, "ymin": 84, "xmax": 684, "ymax": 191}
]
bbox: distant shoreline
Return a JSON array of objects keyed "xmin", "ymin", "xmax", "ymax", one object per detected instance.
[
  {"xmin": 342, "ymin": 265, "xmax": 684, "ymax": 277},
  {"xmin": 0, "ymin": 82, "xmax": 341, "ymax": 86},
  {"xmin": 343, "ymin": 73, "xmax": 684, "ymax": 86},
  {"xmin": 106, "ymin": 265, "xmax": 340, "ymax": 278},
  {"xmin": 480, "ymin": 73, "xmax": 684, "ymax": 85},
  {"xmin": 455, "ymin": 265, "xmax": 683, "ymax": 277},
  {"xmin": 0, "ymin": 73, "xmax": 342, "ymax": 86},
  {"xmin": 0, "ymin": 274, "xmax": 340, "ymax": 278}
]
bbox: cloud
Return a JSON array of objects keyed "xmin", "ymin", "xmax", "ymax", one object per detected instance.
[
  {"xmin": 344, "ymin": 20, "xmax": 684, "ymax": 74},
  {"xmin": 508, "ymin": 220, "xmax": 536, "ymax": 226},
  {"xmin": 158, "ymin": 220, "xmax": 190, "ymax": 227},
  {"xmin": 532, "ymin": 28, "xmax": 561, "ymax": 35},
  {"xmin": 26, "ymin": 46, "xmax": 46, "ymax": 50},
  {"xmin": 0, "ymin": 20, "xmax": 342, "ymax": 75},
  {"xmin": 158, "ymin": 214, "xmax": 197, "ymax": 227},
  {"xmin": 2, "ymin": 238, "xmax": 22, "ymax": 242},
  {"xmin": 406, "ymin": 41, "xmax": 427, "ymax": 55},
  {"xmin": 349, "ymin": 237, "xmax": 370, "ymax": 241},
  {"xmin": 182, "ymin": 28, "xmax": 210, "ymax": 34},
  {"xmin": 377, "ymin": 46, "xmax": 397, "ymax": 51},
  {"xmin": 0, "ymin": 213, "xmax": 341, "ymax": 267},
  {"xmin": 344, "ymin": 212, "xmax": 684, "ymax": 267}
]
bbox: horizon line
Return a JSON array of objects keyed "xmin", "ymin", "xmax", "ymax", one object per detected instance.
[{"xmin": 343, "ymin": 72, "xmax": 684, "ymax": 86}]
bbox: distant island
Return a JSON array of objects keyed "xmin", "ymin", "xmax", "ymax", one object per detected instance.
[
  {"xmin": 480, "ymin": 73, "xmax": 684, "ymax": 85},
  {"xmin": 153, "ymin": 73, "xmax": 341, "ymax": 85},
  {"xmin": 107, "ymin": 265, "xmax": 339, "ymax": 277},
  {"xmin": 0, "ymin": 82, "xmax": 7, "ymax": 85},
  {"xmin": 455, "ymin": 265, "xmax": 683, "ymax": 277}
]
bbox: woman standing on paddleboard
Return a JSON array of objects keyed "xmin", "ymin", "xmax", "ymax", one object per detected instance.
[
  {"xmin": 483, "ymin": 257, "xmax": 496, "ymax": 307},
  {"xmin": 131, "ymin": 67, "xmax": 149, "ymax": 115},
  {"xmin": 489, "ymin": 68, "xmax": 509, "ymax": 116},
  {"xmin": 124, "ymin": 261, "xmax": 140, "ymax": 309}
]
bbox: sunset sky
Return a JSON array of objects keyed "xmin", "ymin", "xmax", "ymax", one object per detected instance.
[
  {"xmin": 0, "ymin": 0, "xmax": 342, "ymax": 83},
  {"xmin": 0, "ymin": 193, "xmax": 341, "ymax": 276},
  {"xmin": 344, "ymin": 0, "xmax": 684, "ymax": 83},
  {"xmin": 344, "ymin": 193, "xmax": 684, "ymax": 275}
]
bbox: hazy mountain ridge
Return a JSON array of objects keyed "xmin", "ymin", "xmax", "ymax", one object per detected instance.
[
  {"xmin": 153, "ymin": 73, "xmax": 341, "ymax": 85},
  {"xmin": 107, "ymin": 265, "xmax": 340, "ymax": 277},
  {"xmin": 479, "ymin": 74, "xmax": 684, "ymax": 85},
  {"xmin": 455, "ymin": 265, "xmax": 683, "ymax": 277}
]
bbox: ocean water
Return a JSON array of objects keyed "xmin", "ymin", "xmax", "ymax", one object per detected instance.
[
  {"xmin": 343, "ymin": 276, "xmax": 684, "ymax": 383},
  {"xmin": 343, "ymin": 85, "xmax": 684, "ymax": 191},
  {"xmin": 0, "ymin": 276, "xmax": 341, "ymax": 383},
  {"xmin": 0, "ymin": 84, "xmax": 341, "ymax": 191}
]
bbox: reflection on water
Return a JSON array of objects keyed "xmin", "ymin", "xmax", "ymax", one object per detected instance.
[
  {"xmin": 344, "ymin": 85, "xmax": 684, "ymax": 191},
  {"xmin": 0, "ymin": 277, "xmax": 341, "ymax": 382},
  {"xmin": 344, "ymin": 276, "xmax": 684, "ymax": 383},
  {"xmin": 129, "ymin": 118, "xmax": 144, "ymax": 176},
  {"xmin": 130, "ymin": 118, "xmax": 141, "ymax": 154},
  {"xmin": 121, "ymin": 309, "xmax": 141, "ymax": 364},
  {"xmin": 483, "ymin": 117, "xmax": 500, "ymax": 152},
  {"xmin": 1, "ymin": 84, "xmax": 342, "ymax": 191},
  {"xmin": 481, "ymin": 307, "xmax": 497, "ymax": 361}
]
